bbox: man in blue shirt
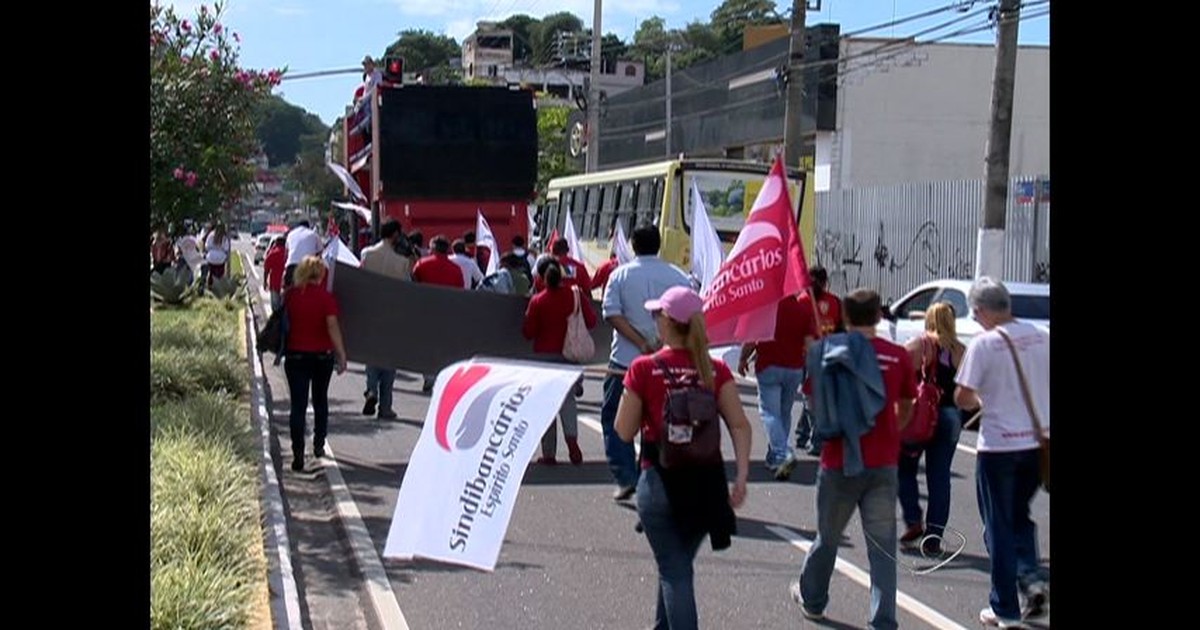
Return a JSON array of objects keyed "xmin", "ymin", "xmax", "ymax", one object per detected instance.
[{"xmin": 600, "ymin": 225, "xmax": 691, "ymax": 500}]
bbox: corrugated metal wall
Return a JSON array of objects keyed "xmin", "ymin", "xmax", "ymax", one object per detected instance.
[{"xmin": 814, "ymin": 176, "xmax": 1050, "ymax": 303}]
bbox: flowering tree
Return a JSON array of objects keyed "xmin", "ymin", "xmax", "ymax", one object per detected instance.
[{"xmin": 150, "ymin": 2, "xmax": 283, "ymax": 230}]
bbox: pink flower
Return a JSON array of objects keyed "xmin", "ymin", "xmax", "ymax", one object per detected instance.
[
  {"xmin": 185, "ymin": 172, "xmax": 198, "ymax": 187},
  {"xmin": 181, "ymin": 20, "xmax": 191, "ymax": 32},
  {"xmin": 210, "ymin": 50, "xmax": 220, "ymax": 62},
  {"xmin": 173, "ymin": 167, "xmax": 185, "ymax": 180},
  {"xmin": 213, "ymin": 23, "xmax": 222, "ymax": 34}
]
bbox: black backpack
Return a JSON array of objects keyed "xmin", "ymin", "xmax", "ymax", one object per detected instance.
[{"xmin": 653, "ymin": 357, "xmax": 723, "ymax": 469}]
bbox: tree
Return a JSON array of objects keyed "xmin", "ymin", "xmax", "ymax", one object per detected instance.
[
  {"xmin": 601, "ymin": 33, "xmax": 628, "ymax": 70},
  {"xmin": 532, "ymin": 12, "xmax": 584, "ymax": 65},
  {"xmin": 255, "ymin": 95, "xmax": 325, "ymax": 167},
  {"xmin": 150, "ymin": 1, "xmax": 281, "ymax": 230},
  {"xmin": 383, "ymin": 29, "xmax": 461, "ymax": 73},
  {"xmin": 536, "ymin": 105, "xmax": 580, "ymax": 203},
  {"xmin": 630, "ymin": 17, "xmax": 671, "ymax": 81},
  {"xmin": 500, "ymin": 14, "xmax": 540, "ymax": 65},
  {"xmin": 290, "ymin": 131, "xmax": 343, "ymax": 217},
  {"xmin": 710, "ymin": 0, "xmax": 783, "ymax": 53}
]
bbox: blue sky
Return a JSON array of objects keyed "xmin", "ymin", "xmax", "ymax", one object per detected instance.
[{"xmin": 160, "ymin": 1, "xmax": 1049, "ymax": 127}]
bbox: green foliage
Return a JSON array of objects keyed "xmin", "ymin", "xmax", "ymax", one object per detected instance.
[
  {"xmin": 532, "ymin": 12, "xmax": 584, "ymax": 65},
  {"xmin": 537, "ymin": 105, "xmax": 580, "ymax": 203},
  {"xmin": 150, "ymin": 1, "xmax": 282, "ymax": 229},
  {"xmin": 384, "ymin": 29, "xmax": 461, "ymax": 72},
  {"xmin": 207, "ymin": 274, "xmax": 245, "ymax": 302},
  {"xmin": 255, "ymin": 95, "xmax": 326, "ymax": 167},
  {"xmin": 711, "ymin": 0, "xmax": 784, "ymax": 53},
  {"xmin": 500, "ymin": 14, "xmax": 540, "ymax": 64},
  {"xmin": 151, "ymin": 347, "xmax": 244, "ymax": 402},
  {"xmin": 151, "ymin": 267, "xmax": 199, "ymax": 307},
  {"xmin": 631, "ymin": 17, "xmax": 726, "ymax": 83}
]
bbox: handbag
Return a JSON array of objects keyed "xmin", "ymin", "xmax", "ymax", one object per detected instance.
[
  {"xmin": 255, "ymin": 297, "xmax": 289, "ymax": 365},
  {"xmin": 561, "ymin": 285, "xmax": 595, "ymax": 363},
  {"xmin": 901, "ymin": 337, "xmax": 941, "ymax": 446},
  {"xmin": 996, "ymin": 328, "xmax": 1050, "ymax": 493},
  {"xmin": 652, "ymin": 356, "xmax": 723, "ymax": 469}
]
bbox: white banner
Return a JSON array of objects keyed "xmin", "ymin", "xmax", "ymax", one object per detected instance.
[
  {"xmin": 476, "ymin": 210, "xmax": 501, "ymax": 276},
  {"xmin": 323, "ymin": 236, "xmax": 360, "ymax": 291},
  {"xmin": 613, "ymin": 222, "xmax": 634, "ymax": 265},
  {"xmin": 691, "ymin": 181, "xmax": 725, "ymax": 296},
  {"xmin": 563, "ymin": 209, "xmax": 583, "ymax": 263},
  {"xmin": 327, "ymin": 161, "xmax": 367, "ymax": 202},
  {"xmin": 383, "ymin": 358, "xmax": 584, "ymax": 571}
]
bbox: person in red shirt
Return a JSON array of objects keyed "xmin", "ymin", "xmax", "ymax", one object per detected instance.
[
  {"xmin": 737, "ymin": 292, "xmax": 819, "ymax": 480},
  {"xmin": 262, "ymin": 236, "xmax": 287, "ymax": 312},
  {"xmin": 523, "ymin": 260, "xmax": 597, "ymax": 465},
  {"xmin": 799, "ymin": 266, "xmax": 844, "ymax": 337},
  {"xmin": 533, "ymin": 238, "xmax": 592, "ymax": 294},
  {"xmin": 150, "ymin": 226, "xmax": 175, "ymax": 275},
  {"xmin": 591, "ymin": 252, "xmax": 620, "ymax": 299},
  {"xmin": 283, "ymin": 256, "xmax": 349, "ymax": 473},
  {"xmin": 412, "ymin": 235, "xmax": 464, "ymax": 289},
  {"xmin": 791, "ymin": 288, "xmax": 916, "ymax": 629},
  {"xmin": 614, "ymin": 285, "xmax": 752, "ymax": 630}
]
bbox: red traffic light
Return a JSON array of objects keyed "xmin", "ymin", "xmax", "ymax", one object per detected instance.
[{"xmin": 384, "ymin": 56, "xmax": 404, "ymax": 82}]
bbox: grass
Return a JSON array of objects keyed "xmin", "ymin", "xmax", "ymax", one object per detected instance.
[
  {"xmin": 151, "ymin": 297, "xmax": 264, "ymax": 630},
  {"xmin": 230, "ymin": 250, "xmax": 244, "ymax": 278}
]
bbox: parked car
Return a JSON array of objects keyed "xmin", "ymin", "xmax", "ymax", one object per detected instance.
[
  {"xmin": 254, "ymin": 233, "xmax": 275, "ymax": 264},
  {"xmin": 877, "ymin": 279, "xmax": 1049, "ymax": 347}
]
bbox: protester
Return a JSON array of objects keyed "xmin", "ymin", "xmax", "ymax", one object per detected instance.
[
  {"xmin": 533, "ymin": 238, "xmax": 591, "ymax": 294},
  {"xmin": 450, "ymin": 239, "xmax": 485, "ymax": 289},
  {"xmin": 615, "ymin": 285, "xmax": 751, "ymax": 630},
  {"xmin": 479, "ymin": 253, "xmax": 529, "ymax": 295},
  {"xmin": 283, "ymin": 256, "xmax": 348, "ymax": 472},
  {"xmin": 600, "ymin": 225, "xmax": 691, "ymax": 501},
  {"xmin": 898, "ymin": 302, "xmax": 968, "ymax": 556},
  {"xmin": 523, "ymin": 259, "xmax": 596, "ymax": 465},
  {"xmin": 412, "ymin": 235, "xmax": 464, "ymax": 392},
  {"xmin": 203, "ymin": 223, "xmax": 232, "ymax": 286},
  {"xmin": 263, "ymin": 236, "xmax": 287, "ymax": 312},
  {"xmin": 791, "ymin": 288, "xmax": 915, "ymax": 630},
  {"xmin": 954, "ymin": 278, "xmax": 1050, "ymax": 627},
  {"xmin": 795, "ymin": 265, "xmax": 844, "ymax": 453},
  {"xmin": 358, "ymin": 219, "xmax": 413, "ymax": 420},
  {"xmin": 285, "ymin": 220, "xmax": 322, "ymax": 289},
  {"xmin": 591, "ymin": 251, "xmax": 620, "ymax": 299},
  {"xmin": 150, "ymin": 226, "xmax": 175, "ymax": 275}
]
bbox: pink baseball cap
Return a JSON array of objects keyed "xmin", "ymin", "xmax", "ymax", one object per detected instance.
[{"xmin": 644, "ymin": 286, "xmax": 705, "ymax": 323}]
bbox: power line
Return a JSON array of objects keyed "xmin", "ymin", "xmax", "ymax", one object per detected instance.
[{"xmin": 839, "ymin": 1, "xmax": 976, "ymax": 39}]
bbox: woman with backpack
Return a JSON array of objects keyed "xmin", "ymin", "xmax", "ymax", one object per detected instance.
[
  {"xmin": 898, "ymin": 301, "xmax": 969, "ymax": 556},
  {"xmin": 614, "ymin": 286, "xmax": 752, "ymax": 630},
  {"xmin": 522, "ymin": 259, "xmax": 596, "ymax": 465}
]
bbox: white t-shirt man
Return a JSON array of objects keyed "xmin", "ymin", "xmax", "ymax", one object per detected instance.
[
  {"xmin": 955, "ymin": 320, "xmax": 1050, "ymax": 452},
  {"xmin": 286, "ymin": 226, "xmax": 322, "ymax": 267},
  {"xmin": 449, "ymin": 252, "xmax": 484, "ymax": 289}
]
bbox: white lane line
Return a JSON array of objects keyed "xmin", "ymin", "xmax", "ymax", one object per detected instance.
[
  {"xmin": 246, "ymin": 307, "xmax": 303, "ymax": 630},
  {"xmin": 321, "ymin": 445, "xmax": 411, "ymax": 630},
  {"xmin": 764, "ymin": 525, "xmax": 969, "ymax": 630},
  {"xmin": 576, "ymin": 410, "xmax": 965, "ymax": 630},
  {"xmin": 957, "ymin": 443, "xmax": 977, "ymax": 456}
]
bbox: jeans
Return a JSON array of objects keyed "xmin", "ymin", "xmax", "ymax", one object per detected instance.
[
  {"xmin": 636, "ymin": 466, "xmax": 706, "ymax": 630},
  {"xmin": 364, "ymin": 366, "xmax": 396, "ymax": 414},
  {"xmin": 799, "ymin": 466, "xmax": 899, "ymax": 630},
  {"xmin": 898, "ymin": 406, "xmax": 963, "ymax": 537},
  {"xmin": 756, "ymin": 366, "xmax": 805, "ymax": 467},
  {"xmin": 269, "ymin": 290, "xmax": 283, "ymax": 313},
  {"xmin": 601, "ymin": 361, "xmax": 639, "ymax": 488},
  {"xmin": 977, "ymin": 448, "xmax": 1046, "ymax": 620},
  {"xmin": 284, "ymin": 352, "xmax": 335, "ymax": 457},
  {"xmin": 541, "ymin": 391, "xmax": 579, "ymax": 458}
]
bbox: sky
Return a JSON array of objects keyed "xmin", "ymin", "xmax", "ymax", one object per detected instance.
[{"xmin": 159, "ymin": 0, "xmax": 1049, "ymax": 127}]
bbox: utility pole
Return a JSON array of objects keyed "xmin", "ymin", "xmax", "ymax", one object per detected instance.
[
  {"xmin": 665, "ymin": 45, "xmax": 672, "ymax": 157},
  {"xmin": 781, "ymin": 0, "xmax": 809, "ymax": 169},
  {"xmin": 976, "ymin": 0, "xmax": 1021, "ymax": 279},
  {"xmin": 586, "ymin": 0, "xmax": 603, "ymax": 172}
]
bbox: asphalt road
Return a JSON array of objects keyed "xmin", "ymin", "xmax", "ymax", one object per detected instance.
[{"xmin": 236, "ymin": 238, "xmax": 1051, "ymax": 630}]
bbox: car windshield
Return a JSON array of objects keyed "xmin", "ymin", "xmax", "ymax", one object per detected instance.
[{"xmin": 1011, "ymin": 294, "xmax": 1050, "ymax": 320}]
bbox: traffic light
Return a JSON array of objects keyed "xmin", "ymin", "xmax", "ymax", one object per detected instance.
[{"xmin": 383, "ymin": 55, "xmax": 404, "ymax": 83}]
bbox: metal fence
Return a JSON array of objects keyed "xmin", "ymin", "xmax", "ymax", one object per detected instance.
[{"xmin": 813, "ymin": 176, "xmax": 1050, "ymax": 303}]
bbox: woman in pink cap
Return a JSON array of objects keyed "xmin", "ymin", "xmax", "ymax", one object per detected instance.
[{"xmin": 615, "ymin": 285, "xmax": 752, "ymax": 629}]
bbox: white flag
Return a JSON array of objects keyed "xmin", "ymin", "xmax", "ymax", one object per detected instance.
[
  {"xmin": 613, "ymin": 222, "xmax": 634, "ymax": 264},
  {"xmin": 526, "ymin": 204, "xmax": 538, "ymax": 237},
  {"xmin": 563, "ymin": 210, "xmax": 583, "ymax": 262},
  {"xmin": 690, "ymin": 181, "xmax": 725, "ymax": 296},
  {"xmin": 476, "ymin": 210, "xmax": 501, "ymax": 276},
  {"xmin": 383, "ymin": 358, "xmax": 584, "ymax": 571},
  {"xmin": 326, "ymin": 162, "xmax": 367, "ymax": 202},
  {"xmin": 322, "ymin": 236, "xmax": 360, "ymax": 290},
  {"xmin": 332, "ymin": 201, "xmax": 372, "ymax": 225}
]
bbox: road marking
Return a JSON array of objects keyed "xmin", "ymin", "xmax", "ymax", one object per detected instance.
[
  {"xmin": 245, "ymin": 307, "xmax": 303, "ymax": 630},
  {"xmin": 578, "ymin": 414, "xmax": 639, "ymax": 458},
  {"xmin": 577, "ymin": 411, "xmax": 966, "ymax": 630},
  {"xmin": 957, "ymin": 443, "xmax": 977, "ymax": 456},
  {"xmin": 321, "ymin": 444, "xmax": 412, "ymax": 630},
  {"xmin": 764, "ymin": 525, "xmax": 969, "ymax": 630}
]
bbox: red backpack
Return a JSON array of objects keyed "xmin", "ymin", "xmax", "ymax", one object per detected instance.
[{"xmin": 901, "ymin": 337, "xmax": 941, "ymax": 446}]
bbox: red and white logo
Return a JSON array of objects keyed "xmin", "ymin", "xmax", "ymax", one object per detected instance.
[{"xmin": 434, "ymin": 365, "xmax": 515, "ymax": 452}]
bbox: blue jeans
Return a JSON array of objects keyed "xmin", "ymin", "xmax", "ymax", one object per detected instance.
[
  {"xmin": 799, "ymin": 466, "xmax": 899, "ymax": 630},
  {"xmin": 756, "ymin": 366, "xmax": 805, "ymax": 467},
  {"xmin": 636, "ymin": 466, "xmax": 706, "ymax": 630},
  {"xmin": 898, "ymin": 406, "xmax": 963, "ymax": 537},
  {"xmin": 364, "ymin": 366, "xmax": 396, "ymax": 414},
  {"xmin": 977, "ymin": 449, "xmax": 1046, "ymax": 620},
  {"xmin": 270, "ymin": 290, "xmax": 283, "ymax": 313},
  {"xmin": 602, "ymin": 361, "xmax": 639, "ymax": 488},
  {"xmin": 284, "ymin": 352, "xmax": 335, "ymax": 457}
]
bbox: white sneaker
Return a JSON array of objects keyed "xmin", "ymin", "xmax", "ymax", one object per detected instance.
[
  {"xmin": 789, "ymin": 581, "xmax": 824, "ymax": 620},
  {"xmin": 979, "ymin": 607, "xmax": 1027, "ymax": 628}
]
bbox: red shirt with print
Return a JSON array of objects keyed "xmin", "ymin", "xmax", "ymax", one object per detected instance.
[
  {"xmin": 284, "ymin": 285, "xmax": 340, "ymax": 353},
  {"xmin": 623, "ymin": 348, "xmax": 735, "ymax": 469},
  {"xmin": 755, "ymin": 294, "xmax": 819, "ymax": 371},
  {"xmin": 819, "ymin": 336, "xmax": 917, "ymax": 470},
  {"xmin": 522, "ymin": 285, "xmax": 597, "ymax": 354},
  {"xmin": 413, "ymin": 253, "xmax": 465, "ymax": 288},
  {"xmin": 533, "ymin": 255, "xmax": 593, "ymax": 293},
  {"xmin": 263, "ymin": 245, "xmax": 286, "ymax": 292},
  {"xmin": 799, "ymin": 291, "xmax": 843, "ymax": 337}
]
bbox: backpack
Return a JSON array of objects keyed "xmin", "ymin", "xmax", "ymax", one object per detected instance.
[
  {"xmin": 255, "ymin": 298, "xmax": 289, "ymax": 366},
  {"xmin": 562, "ymin": 285, "xmax": 595, "ymax": 363},
  {"xmin": 653, "ymin": 356, "xmax": 723, "ymax": 469},
  {"xmin": 901, "ymin": 337, "xmax": 941, "ymax": 446}
]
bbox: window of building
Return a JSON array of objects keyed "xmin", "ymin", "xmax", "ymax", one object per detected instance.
[{"xmin": 624, "ymin": 64, "xmax": 637, "ymax": 77}]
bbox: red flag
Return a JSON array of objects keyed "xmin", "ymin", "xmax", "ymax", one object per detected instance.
[
  {"xmin": 547, "ymin": 228, "xmax": 560, "ymax": 249},
  {"xmin": 327, "ymin": 215, "xmax": 340, "ymax": 238},
  {"xmin": 703, "ymin": 156, "xmax": 810, "ymax": 346}
]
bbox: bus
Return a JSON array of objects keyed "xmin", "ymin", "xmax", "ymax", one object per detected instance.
[
  {"xmin": 537, "ymin": 158, "xmax": 812, "ymax": 283},
  {"xmin": 341, "ymin": 83, "xmax": 538, "ymax": 258}
]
